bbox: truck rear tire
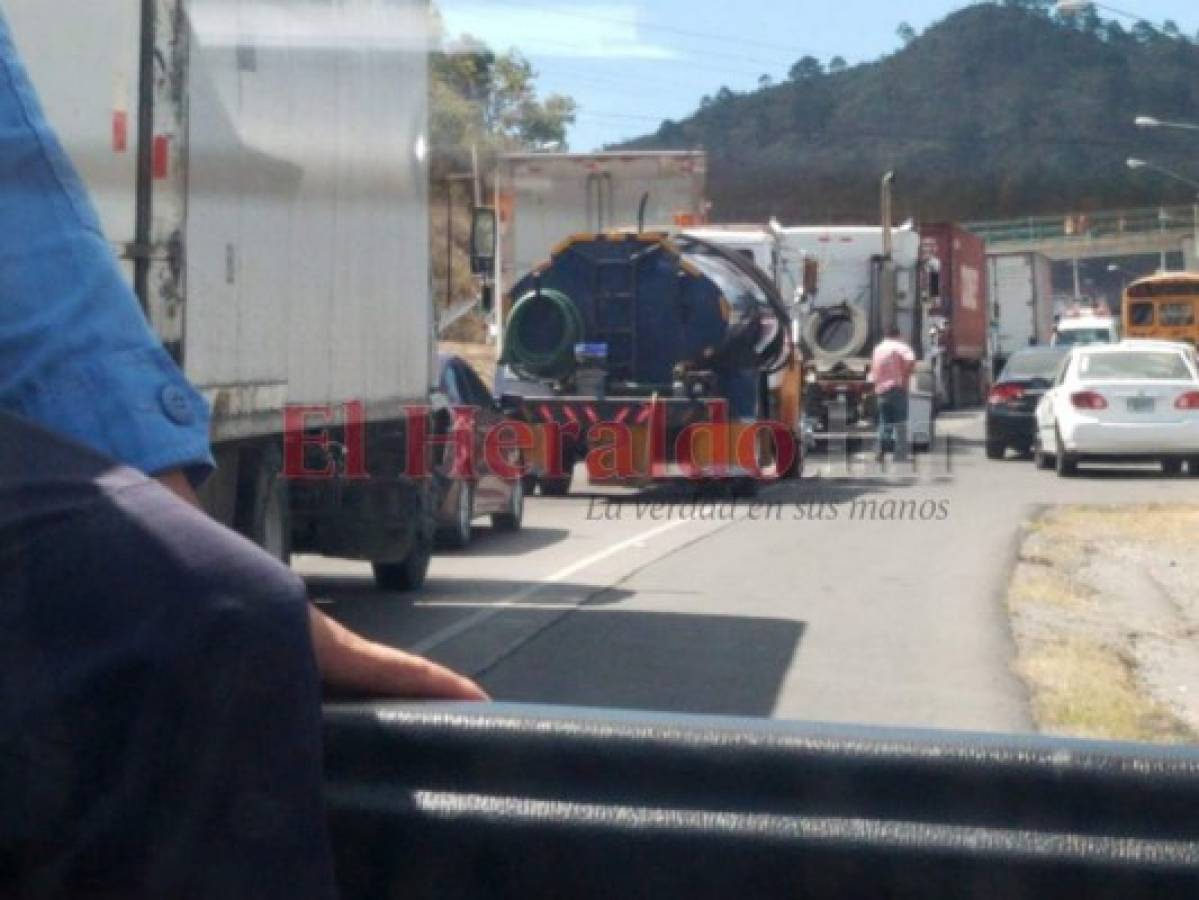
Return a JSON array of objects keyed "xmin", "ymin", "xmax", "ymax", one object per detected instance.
[
  {"xmin": 235, "ymin": 446, "xmax": 291, "ymax": 565},
  {"xmin": 372, "ymin": 534, "xmax": 431, "ymax": 592},
  {"xmin": 947, "ymin": 366, "xmax": 961, "ymax": 411},
  {"xmin": 372, "ymin": 477, "xmax": 436, "ymax": 592},
  {"xmin": 540, "ymin": 451, "xmax": 576, "ymax": 497},
  {"xmin": 779, "ymin": 443, "xmax": 804, "ymax": 479}
]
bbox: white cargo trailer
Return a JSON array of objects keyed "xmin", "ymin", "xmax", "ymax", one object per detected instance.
[
  {"xmin": 988, "ymin": 251, "xmax": 1054, "ymax": 372},
  {"xmin": 7, "ymin": 0, "xmax": 439, "ymax": 589}
]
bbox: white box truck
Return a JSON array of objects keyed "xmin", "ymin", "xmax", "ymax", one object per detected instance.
[
  {"xmin": 7, "ymin": 0, "xmax": 441, "ymax": 589},
  {"xmin": 987, "ymin": 251, "xmax": 1054, "ymax": 374}
]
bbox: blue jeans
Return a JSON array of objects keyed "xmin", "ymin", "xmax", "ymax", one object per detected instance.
[{"xmin": 877, "ymin": 388, "xmax": 909, "ymax": 459}]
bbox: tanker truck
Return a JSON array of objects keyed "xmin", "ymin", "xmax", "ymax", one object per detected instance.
[{"xmin": 499, "ymin": 233, "xmax": 804, "ymax": 493}]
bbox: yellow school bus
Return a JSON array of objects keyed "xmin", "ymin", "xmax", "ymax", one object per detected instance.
[{"xmin": 1123, "ymin": 273, "xmax": 1199, "ymax": 347}]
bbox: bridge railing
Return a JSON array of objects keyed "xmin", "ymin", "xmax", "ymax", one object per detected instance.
[{"xmin": 965, "ymin": 205, "xmax": 1197, "ymax": 247}]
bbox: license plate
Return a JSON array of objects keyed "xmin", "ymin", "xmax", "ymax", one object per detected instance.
[{"xmin": 1127, "ymin": 397, "xmax": 1155, "ymax": 413}]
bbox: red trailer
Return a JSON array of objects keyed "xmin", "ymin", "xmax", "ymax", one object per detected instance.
[{"xmin": 919, "ymin": 224, "xmax": 990, "ymax": 409}]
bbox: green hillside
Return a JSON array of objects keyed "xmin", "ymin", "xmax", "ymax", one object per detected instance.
[{"xmin": 620, "ymin": 3, "xmax": 1199, "ymax": 224}]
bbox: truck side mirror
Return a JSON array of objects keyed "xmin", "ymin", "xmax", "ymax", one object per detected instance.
[
  {"xmin": 927, "ymin": 269, "xmax": 941, "ymax": 301},
  {"xmin": 802, "ymin": 259, "xmax": 819, "ymax": 295},
  {"xmin": 470, "ymin": 206, "xmax": 497, "ymax": 276}
]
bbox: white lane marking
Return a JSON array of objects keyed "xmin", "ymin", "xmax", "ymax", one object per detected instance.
[{"xmin": 409, "ymin": 516, "xmax": 696, "ymax": 655}]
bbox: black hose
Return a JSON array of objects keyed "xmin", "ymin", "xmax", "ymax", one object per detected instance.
[{"xmin": 674, "ymin": 234, "xmax": 797, "ymax": 376}]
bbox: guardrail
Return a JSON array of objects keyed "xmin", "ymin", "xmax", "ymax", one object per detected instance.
[{"xmin": 966, "ymin": 205, "xmax": 1197, "ymax": 247}]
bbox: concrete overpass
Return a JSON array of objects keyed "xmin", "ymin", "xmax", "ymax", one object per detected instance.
[{"xmin": 966, "ymin": 205, "xmax": 1199, "ymax": 270}]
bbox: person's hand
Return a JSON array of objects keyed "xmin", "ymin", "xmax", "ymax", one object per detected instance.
[
  {"xmin": 309, "ymin": 606, "xmax": 489, "ymax": 701},
  {"xmin": 154, "ymin": 467, "xmax": 487, "ymax": 701}
]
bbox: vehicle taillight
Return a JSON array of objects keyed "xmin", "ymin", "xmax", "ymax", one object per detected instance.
[
  {"xmin": 1175, "ymin": 391, "xmax": 1199, "ymax": 410},
  {"xmin": 987, "ymin": 383, "xmax": 1025, "ymax": 405},
  {"xmin": 1070, "ymin": 391, "xmax": 1108, "ymax": 410}
]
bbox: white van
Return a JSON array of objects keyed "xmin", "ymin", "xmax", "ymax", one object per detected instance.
[{"xmin": 1052, "ymin": 314, "xmax": 1120, "ymax": 347}]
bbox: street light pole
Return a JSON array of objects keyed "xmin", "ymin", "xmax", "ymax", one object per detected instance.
[{"xmin": 1127, "ymin": 158, "xmax": 1199, "ymax": 271}]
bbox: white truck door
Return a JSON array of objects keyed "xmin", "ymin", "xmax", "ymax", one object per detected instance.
[
  {"xmin": 184, "ymin": 0, "xmax": 291, "ymax": 396},
  {"xmin": 991, "ymin": 255, "xmax": 1036, "ymax": 356}
]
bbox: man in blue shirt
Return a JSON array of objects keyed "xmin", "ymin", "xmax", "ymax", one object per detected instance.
[
  {"xmin": 0, "ymin": 11, "xmax": 215, "ymax": 491},
  {"xmin": 0, "ymin": 12, "xmax": 484, "ymax": 897}
]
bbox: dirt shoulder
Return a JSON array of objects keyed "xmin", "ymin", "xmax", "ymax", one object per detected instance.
[{"xmin": 1006, "ymin": 506, "xmax": 1199, "ymax": 744}]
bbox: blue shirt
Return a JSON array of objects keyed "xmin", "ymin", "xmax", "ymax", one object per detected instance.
[{"xmin": 0, "ymin": 12, "xmax": 213, "ymax": 482}]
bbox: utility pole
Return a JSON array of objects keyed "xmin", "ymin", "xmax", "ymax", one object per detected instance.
[
  {"xmin": 1159, "ymin": 207, "xmax": 1168, "ymax": 272},
  {"xmin": 470, "ymin": 143, "xmax": 481, "ymax": 207}
]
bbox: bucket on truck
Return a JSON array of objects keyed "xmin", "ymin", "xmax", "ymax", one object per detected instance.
[{"xmin": 575, "ymin": 343, "xmax": 609, "ymax": 398}]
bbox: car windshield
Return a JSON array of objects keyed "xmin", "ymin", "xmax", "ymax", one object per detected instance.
[
  {"xmin": 1001, "ymin": 351, "xmax": 1065, "ymax": 380},
  {"xmin": 1078, "ymin": 351, "xmax": 1193, "ymax": 381},
  {"xmin": 1056, "ymin": 328, "xmax": 1113, "ymax": 346}
]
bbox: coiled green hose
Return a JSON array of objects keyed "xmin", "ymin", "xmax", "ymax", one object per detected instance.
[{"xmin": 503, "ymin": 288, "xmax": 586, "ymax": 380}]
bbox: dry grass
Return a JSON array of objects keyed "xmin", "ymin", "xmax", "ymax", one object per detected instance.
[
  {"xmin": 1007, "ymin": 505, "xmax": 1199, "ymax": 744},
  {"xmin": 1030, "ymin": 505, "xmax": 1199, "ymax": 547},
  {"xmin": 1008, "ymin": 565, "xmax": 1088, "ymax": 611},
  {"xmin": 1016, "ymin": 638, "xmax": 1192, "ymax": 743}
]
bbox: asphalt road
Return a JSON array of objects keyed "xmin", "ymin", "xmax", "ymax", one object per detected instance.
[{"xmin": 300, "ymin": 410, "xmax": 1199, "ymax": 734}]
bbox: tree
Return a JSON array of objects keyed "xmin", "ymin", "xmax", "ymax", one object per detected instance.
[
  {"xmin": 430, "ymin": 27, "xmax": 577, "ymax": 168},
  {"xmin": 427, "ymin": 9, "xmax": 577, "ymax": 311},
  {"xmin": 896, "ymin": 22, "xmax": 917, "ymax": 46},
  {"xmin": 788, "ymin": 55, "xmax": 825, "ymax": 81},
  {"xmin": 1131, "ymin": 20, "xmax": 1159, "ymax": 44},
  {"xmin": 1103, "ymin": 20, "xmax": 1129, "ymax": 44},
  {"xmin": 1161, "ymin": 20, "xmax": 1181, "ymax": 40},
  {"xmin": 758, "ymin": 74, "xmax": 774, "ymax": 90},
  {"xmin": 828, "ymin": 56, "xmax": 848, "ymax": 74},
  {"xmin": 1074, "ymin": 6, "xmax": 1101, "ymax": 36}
]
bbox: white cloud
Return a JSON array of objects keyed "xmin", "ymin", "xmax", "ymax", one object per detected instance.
[{"xmin": 442, "ymin": 3, "xmax": 679, "ymax": 60}]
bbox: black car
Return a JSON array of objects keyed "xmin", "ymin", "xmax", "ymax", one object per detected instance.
[
  {"xmin": 434, "ymin": 355, "xmax": 525, "ymax": 548},
  {"xmin": 985, "ymin": 346, "xmax": 1068, "ymax": 460}
]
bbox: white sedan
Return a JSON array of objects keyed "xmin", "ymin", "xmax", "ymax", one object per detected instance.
[{"xmin": 1034, "ymin": 343, "xmax": 1199, "ymax": 477}]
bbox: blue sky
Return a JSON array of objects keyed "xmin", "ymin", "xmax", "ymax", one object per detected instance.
[{"xmin": 440, "ymin": 1, "xmax": 1198, "ymax": 150}]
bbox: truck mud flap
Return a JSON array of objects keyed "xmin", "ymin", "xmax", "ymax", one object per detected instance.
[{"xmin": 324, "ymin": 703, "xmax": 1199, "ymax": 899}]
